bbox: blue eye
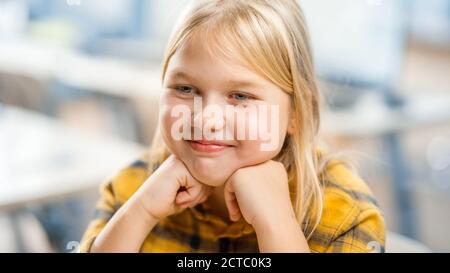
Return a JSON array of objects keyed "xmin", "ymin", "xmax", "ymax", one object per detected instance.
[
  {"xmin": 175, "ymin": 85, "xmax": 195, "ymax": 95},
  {"xmin": 230, "ymin": 92, "xmax": 251, "ymax": 101}
]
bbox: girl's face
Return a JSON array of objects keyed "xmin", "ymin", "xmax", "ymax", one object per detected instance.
[{"xmin": 160, "ymin": 37, "xmax": 292, "ymax": 186}]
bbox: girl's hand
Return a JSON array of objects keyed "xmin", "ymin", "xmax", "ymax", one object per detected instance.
[
  {"xmin": 134, "ymin": 155, "xmax": 213, "ymax": 221},
  {"xmin": 224, "ymin": 160, "xmax": 310, "ymax": 252},
  {"xmin": 90, "ymin": 155, "xmax": 212, "ymax": 252},
  {"xmin": 223, "ymin": 160, "xmax": 296, "ymax": 228}
]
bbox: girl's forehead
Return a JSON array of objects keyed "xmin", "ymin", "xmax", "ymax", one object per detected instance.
[
  {"xmin": 175, "ymin": 25, "xmax": 260, "ymax": 69},
  {"xmin": 172, "ymin": 33, "xmax": 242, "ymax": 68},
  {"xmin": 167, "ymin": 41, "xmax": 261, "ymax": 84}
]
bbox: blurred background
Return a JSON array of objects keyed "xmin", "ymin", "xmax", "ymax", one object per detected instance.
[{"xmin": 0, "ymin": 0, "xmax": 449, "ymax": 252}]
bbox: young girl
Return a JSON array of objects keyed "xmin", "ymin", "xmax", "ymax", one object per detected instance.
[{"xmin": 80, "ymin": 0, "xmax": 385, "ymax": 253}]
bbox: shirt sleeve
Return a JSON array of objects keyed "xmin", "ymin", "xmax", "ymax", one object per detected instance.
[
  {"xmin": 79, "ymin": 179, "xmax": 117, "ymax": 253},
  {"xmin": 325, "ymin": 207, "xmax": 386, "ymax": 253},
  {"xmin": 79, "ymin": 154, "xmax": 151, "ymax": 253}
]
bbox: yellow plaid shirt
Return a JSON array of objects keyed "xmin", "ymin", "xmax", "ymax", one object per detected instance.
[{"xmin": 80, "ymin": 153, "xmax": 385, "ymax": 253}]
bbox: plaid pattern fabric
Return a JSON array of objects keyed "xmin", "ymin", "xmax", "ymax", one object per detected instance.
[{"xmin": 80, "ymin": 153, "xmax": 385, "ymax": 253}]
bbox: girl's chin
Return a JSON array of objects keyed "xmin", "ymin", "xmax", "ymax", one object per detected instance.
[
  {"xmin": 189, "ymin": 169, "xmax": 230, "ymax": 187},
  {"xmin": 184, "ymin": 162, "xmax": 233, "ymax": 186}
]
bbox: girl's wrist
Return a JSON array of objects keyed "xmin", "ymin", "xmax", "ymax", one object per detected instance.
[
  {"xmin": 253, "ymin": 211, "xmax": 309, "ymax": 253},
  {"xmin": 91, "ymin": 196, "xmax": 160, "ymax": 252},
  {"xmin": 253, "ymin": 210, "xmax": 298, "ymax": 234},
  {"xmin": 128, "ymin": 195, "xmax": 161, "ymax": 229}
]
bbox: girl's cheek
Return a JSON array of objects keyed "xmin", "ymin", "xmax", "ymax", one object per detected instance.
[
  {"xmin": 161, "ymin": 110, "xmax": 173, "ymax": 138},
  {"xmin": 235, "ymin": 141, "xmax": 279, "ymax": 169},
  {"xmin": 234, "ymin": 106, "xmax": 285, "ymax": 152},
  {"xmin": 233, "ymin": 108, "xmax": 284, "ymax": 165},
  {"xmin": 232, "ymin": 108, "xmax": 258, "ymax": 141},
  {"xmin": 160, "ymin": 93, "xmax": 191, "ymax": 140},
  {"xmin": 160, "ymin": 100, "xmax": 173, "ymax": 131}
]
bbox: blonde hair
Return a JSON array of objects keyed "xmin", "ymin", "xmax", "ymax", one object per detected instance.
[{"xmin": 150, "ymin": 0, "xmax": 325, "ymax": 239}]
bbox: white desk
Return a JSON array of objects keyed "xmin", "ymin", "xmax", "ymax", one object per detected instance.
[{"xmin": 0, "ymin": 105, "xmax": 145, "ymax": 211}]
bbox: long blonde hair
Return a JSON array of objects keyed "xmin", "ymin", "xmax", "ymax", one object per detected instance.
[{"xmin": 150, "ymin": 0, "xmax": 325, "ymax": 239}]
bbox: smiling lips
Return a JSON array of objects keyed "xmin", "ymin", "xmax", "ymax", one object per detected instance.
[{"xmin": 187, "ymin": 140, "xmax": 234, "ymax": 153}]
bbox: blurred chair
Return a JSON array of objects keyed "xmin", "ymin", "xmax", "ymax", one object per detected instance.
[{"xmin": 0, "ymin": 210, "xmax": 53, "ymax": 252}]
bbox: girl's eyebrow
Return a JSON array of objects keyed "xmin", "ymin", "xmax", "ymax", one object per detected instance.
[
  {"xmin": 169, "ymin": 70, "xmax": 265, "ymax": 92},
  {"xmin": 170, "ymin": 71, "xmax": 195, "ymax": 81},
  {"xmin": 227, "ymin": 79, "xmax": 263, "ymax": 90}
]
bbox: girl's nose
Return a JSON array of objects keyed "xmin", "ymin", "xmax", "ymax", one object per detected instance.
[{"xmin": 192, "ymin": 95, "xmax": 226, "ymax": 134}]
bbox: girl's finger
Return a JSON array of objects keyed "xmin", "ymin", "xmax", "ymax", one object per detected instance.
[
  {"xmin": 178, "ymin": 197, "xmax": 200, "ymax": 209},
  {"xmin": 198, "ymin": 194, "xmax": 209, "ymax": 204},
  {"xmin": 175, "ymin": 182, "xmax": 203, "ymax": 205},
  {"xmin": 188, "ymin": 184, "xmax": 212, "ymax": 206},
  {"xmin": 175, "ymin": 190, "xmax": 192, "ymax": 204},
  {"xmin": 195, "ymin": 188, "xmax": 211, "ymax": 204},
  {"xmin": 189, "ymin": 185, "xmax": 206, "ymax": 206},
  {"xmin": 178, "ymin": 202, "xmax": 191, "ymax": 209},
  {"xmin": 178, "ymin": 184, "xmax": 212, "ymax": 209},
  {"xmin": 224, "ymin": 182, "xmax": 242, "ymax": 222}
]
